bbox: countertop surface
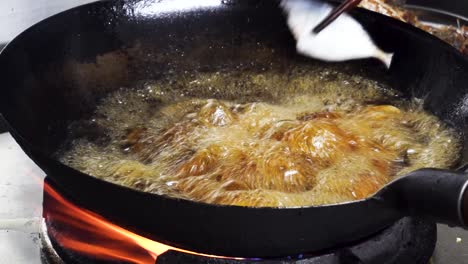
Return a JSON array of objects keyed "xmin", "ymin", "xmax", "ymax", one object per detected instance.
[
  {"xmin": 0, "ymin": 0, "xmax": 97, "ymax": 43},
  {"xmin": 0, "ymin": 133, "xmax": 44, "ymax": 264}
]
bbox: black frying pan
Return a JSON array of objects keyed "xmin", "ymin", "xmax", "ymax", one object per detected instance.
[{"xmin": 1, "ymin": 0, "xmax": 468, "ymax": 258}]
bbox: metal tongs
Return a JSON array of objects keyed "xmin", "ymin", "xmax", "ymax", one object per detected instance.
[{"xmin": 313, "ymin": 0, "xmax": 363, "ymax": 33}]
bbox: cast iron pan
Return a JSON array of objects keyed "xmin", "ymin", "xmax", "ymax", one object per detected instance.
[{"xmin": 0, "ymin": 0, "xmax": 468, "ymax": 258}]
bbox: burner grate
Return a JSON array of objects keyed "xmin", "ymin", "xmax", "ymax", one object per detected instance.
[{"xmin": 40, "ymin": 220, "xmax": 64, "ymax": 264}]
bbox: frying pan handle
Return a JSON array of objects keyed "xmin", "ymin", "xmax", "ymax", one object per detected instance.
[{"xmin": 378, "ymin": 169, "xmax": 468, "ymax": 228}]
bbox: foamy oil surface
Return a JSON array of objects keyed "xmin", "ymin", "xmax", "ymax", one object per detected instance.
[{"xmin": 60, "ymin": 68, "xmax": 462, "ymax": 207}]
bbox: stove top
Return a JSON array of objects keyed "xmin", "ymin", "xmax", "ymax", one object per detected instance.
[
  {"xmin": 39, "ymin": 175, "xmax": 436, "ymax": 264},
  {"xmin": 41, "ymin": 210, "xmax": 435, "ymax": 264}
]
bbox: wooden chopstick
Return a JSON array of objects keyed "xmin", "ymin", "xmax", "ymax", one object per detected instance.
[{"xmin": 312, "ymin": 0, "xmax": 363, "ymax": 34}]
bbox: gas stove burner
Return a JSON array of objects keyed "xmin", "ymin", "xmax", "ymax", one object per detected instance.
[
  {"xmin": 40, "ymin": 217, "xmax": 437, "ymax": 264},
  {"xmin": 40, "ymin": 176, "xmax": 437, "ymax": 264}
]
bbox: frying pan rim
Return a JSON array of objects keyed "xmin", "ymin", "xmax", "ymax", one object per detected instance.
[
  {"xmin": 1, "ymin": 0, "xmax": 467, "ymax": 60},
  {"xmin": 351, "ymin": 2, "xmax": 468, "ymax": 59},
  {"xmin": 1, "ymin": 0, "xmax": 467, "ymax": 212},
  {"xmin": 459, "ymin": 180, "xmax": 468, "ymax": 226}
]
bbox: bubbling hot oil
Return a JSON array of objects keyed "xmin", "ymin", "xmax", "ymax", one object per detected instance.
[{"xmin": 61, "ymin": 69, "xmax": 462, "ymax": 207}]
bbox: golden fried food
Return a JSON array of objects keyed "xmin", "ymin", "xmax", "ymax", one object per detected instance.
[
  {"xmin": 281, "ymin": 121, "xmax": 355, "ymax": 166},
  {"xmin": 101, "ymin": 99, "xmax": 454, "ymax": 206},
  {"xmin": 198, "ymin": 99, "xmax": 236, "ymax": 127},
  {"xmin": 62, "ymin": 71, "xmax": 461, "ymax": 207}
]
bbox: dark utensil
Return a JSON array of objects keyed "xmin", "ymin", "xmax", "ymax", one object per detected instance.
[
  {"xmin": 1, "ymin": 0, "xmax": 468, "ymax": 258},
  {"xmin": 313, "ymin": 0, "xmax": 363, "ymax": 34}
]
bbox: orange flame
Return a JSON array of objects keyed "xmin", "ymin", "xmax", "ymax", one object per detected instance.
[{"xmin": 43, "ymin": 182, "xmax": 245, "ymax": 264}]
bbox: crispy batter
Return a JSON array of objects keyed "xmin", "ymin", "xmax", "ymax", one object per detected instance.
[
  {"xmin": 118, "ymin": 101, "xmax": 409, "ymax": 206},
  {"xmin": 64, "ymin": 73, "xmax": 461, "ymax": 207},
  {"xmin": 281, "ymin": 121, "xmax": 355, "ymax": 166}
]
